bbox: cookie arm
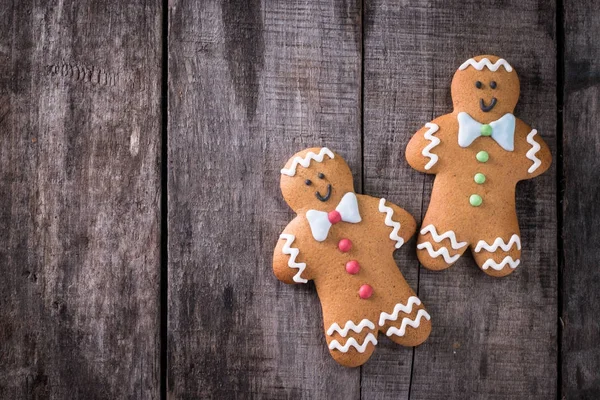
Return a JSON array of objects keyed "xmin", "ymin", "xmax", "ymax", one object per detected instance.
[
  {"xmin": 377, "ymin": 198, "xmax": 417, "ymax": 249},
  {"xmin": 405, "ymin": 122, "xmax": 443, "ymax": 174},
  {"xmin": 517, "ymin": 120, "xmax": 552, "ymax": 179},
  {"xmin": 273, "ymin": 226, "xmax": 312, "ymax": 284}
]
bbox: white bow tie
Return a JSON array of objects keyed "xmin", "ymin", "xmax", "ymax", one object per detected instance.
[
  {"xmin": 306, "ymin": 192, "xmax": 361, "ymax": 242},
  {"xmin": 457, "ymin": 112, "xmax": 516, "ymax": 151}
]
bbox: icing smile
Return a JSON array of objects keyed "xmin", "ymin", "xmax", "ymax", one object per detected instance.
[
  {"xmin": 315, "ymin": 184, "xmax": 332, "ymax": 202},
  {"xmin": 480, "ymin": 98, "xmax": 497, "ymax": 112}
]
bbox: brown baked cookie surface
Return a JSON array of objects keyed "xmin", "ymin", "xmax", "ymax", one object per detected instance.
[
  {"xmin": 405, "ymin": 55, "xmax": 552, "ymax": 277},
  {"xmin": 273, "ymin": 147, "xmax": 431, "ymax": 367}
]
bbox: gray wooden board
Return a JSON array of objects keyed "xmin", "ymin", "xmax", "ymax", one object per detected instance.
[
  {"xmin": 360, "ymin": 1, "xmax": 429, "ymax": 397},
  {"xmin": 362, "ymin": 1, "xmax": 557, "ymax": 399},
  {"xmin": 4, "ymin": 0, "xmax": 599, "ymax": 398},
  {"xmin": 167, "ymin": 0, "xmax": 362, "ymax": 398},
  {"xmin": 0, "ymin": 1, "xmax": 162, "ymax": 399},
  {"xmin": 561, "ymin": 0, "xmax": 600, "ymax": 398}
]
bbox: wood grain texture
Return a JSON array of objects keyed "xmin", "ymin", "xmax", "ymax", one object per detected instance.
[
  {"xmin": 561, "ymin": 0, "xmax": 600, "ymax": 398},
  {"xmin": 167, "ymin": 0, "xmax": 362, "ymax": 397},
  {"xmin": 362, "ymin": 1, "xmax": 557, "ymax": 399},
  {"xmin": 360, "ymin": 2, "xmax": 430, "ymax": 397},
  {"xmin": 0, "ymin": 1, "xmax": 162, "ymax": 399},
  {"xmin": 2, "ymin": 0, "xmax": 596, "ymax": 398}
]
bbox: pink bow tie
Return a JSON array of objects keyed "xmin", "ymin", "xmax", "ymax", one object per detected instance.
[{"xmin": 306, "ymin": 193, "xmax": 362, "ymax": 242}]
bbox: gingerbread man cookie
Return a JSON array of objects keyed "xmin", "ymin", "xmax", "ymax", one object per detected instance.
[
  {"xmin": 273, "ymin": 147, "xmax": 431, "ymax": 367},
  {"xmin": 406, "ymin": 55, "xmax": 552, "ymax": 277}
]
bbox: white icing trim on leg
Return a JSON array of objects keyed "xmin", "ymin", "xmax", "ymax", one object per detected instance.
[
  {"xmin": 378, "ymin": 198, "xmax": 404, "ymax": 249},
  {"xmin": 279, "ymin": 233, "xmax": 308, "ymax": 283},
  {"xmin": 481, "ymin": 256, "xmax": 521, "ymax": 270},
  {"xmin": 526, "ymin": 129, "xmax": 542, "ymax": 173},
  {"xmin": 378, "ymin": 296, "xmax": 422, "ymax": 326},
  {"xmin": 475, "ymin": 234, "xmax": 521, "ymax": 253},
  {"xmin": 386, "ymin": 309, "xmax": 431, "ymax": 337},
  {"xmin": 417, "ymin": 241, "xmax": 461, "ymax": 264},
  {"xmin": 420, "ymin": 224, "xmax": 467, "ymax": 250},
  {"xmin": 327, "ymin": 319, "xmax": 375, "ymax": 337},
  {"xmin": 328, "ymin": 333, "xmax": 378, "ymax": 353},
  {"xmin": 422, "ymin": 123, "xmax": 440, "ymax": 170}
]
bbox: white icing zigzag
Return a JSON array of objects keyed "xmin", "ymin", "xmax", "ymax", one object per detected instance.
[
  {"xmin": 280, "ymin": 147, "xmax": 334, "ymax": 176},
  {"xmin": 417, "ymin": 241, "xmax": 461, "ymax": 264},
  {"xmin": 458, "ymin": 57, "xmax": 513, "ymax": 72},
  {"xmin": 475, "ymin": 234, "xmax": 521, "ymax": 253},
  {"xmin": 327, "ymin": 319, "xmax": 375, "ymax": 337},
  {"xmin": 279, "ymin": 234, "xmax": 308, "ymax": 283},
  {"xmin": 378, "ymin": 198, "xmax": 404, "ymax": 249},
  {"xmin": 420, "ymin": 224, "xmax": 467, "ymax": 250},
  {"xmin": 378, "ymin": 296, "xmax": 422, "ymax": 326},
  {"xmin": 481, "ymin": 256, "xmax": 521, "ymax": 271},
  {"xmin": 386, "ymin": 309, "xmax": 431, "ymax": 337},
  {"xmin": 526, "ymin": 129, "xmax": 542, "ymax": 173},
  {"xmin": 328, "ymin": 333, "xmax": 378, "ymax": 353},
  {"xmin": 422, "ymin": 123, "xmax": 440, "ymax": 170}
]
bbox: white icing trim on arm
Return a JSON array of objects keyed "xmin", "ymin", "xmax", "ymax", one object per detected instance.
[
  {"xmin": 420, "ymin": 224, "xmax": 467, "ymax": 250},
  {"xmin": 458, "ymin": 57, "xmax": 513, "ymax": 72},
  {"xmin": 378, "ymin": 198, "xmax": 404, "ymax": 249},
  {"xmin": 526, "ymin": 129, "xmax": 542, "ymax": 173},
  {"xmin": 279, "ymin": 233, "xmax": 308, "ymax": 283},
  {"xmin": 475, "ymin": 234, "xmax": 521, "ymax": 253},
  {"xmin": 417, "ymin": 241, "xmax": 460, "ymax": 264},
  {"xmin": 378, "ymin": 296, "xmax": 422, "ymax": 326},
  {"xmin": 327, "ymin": 319, "xmax": 375, "ymax": 337},
  {"xmin": 422, "ymin": 122, "xmax": 440, "ymax": 170},
  {"xmin": 328, "ymin": 333, "xmax": 378, "ymax": 353},
  {"xmin": 280, "ymin": 147, "xmax": 334, "ymax": 176},
  {"xmin": 481, "ymin": 256, "xmax": 520, "ymax": 270},
  {"xmin": 386, "ymin": 309, "xmax": 431, "ymax": 337}
]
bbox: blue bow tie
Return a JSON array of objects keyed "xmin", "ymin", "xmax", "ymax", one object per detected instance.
[
  {"xmin": 457, "ymin": 112, "xmax": 516, "ymax": 151},
  {"xmin": 306, "ymin": 192, "xmax": 361, "ymax": 242}
]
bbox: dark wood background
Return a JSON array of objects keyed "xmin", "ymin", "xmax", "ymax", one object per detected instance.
[{"xmin": 0, "ymin": 0, "xmax": 598, "ymax": 399}]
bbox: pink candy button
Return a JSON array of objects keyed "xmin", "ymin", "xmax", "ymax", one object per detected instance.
[
  {"xmin": 359, "ymin": 284, "xmax": 373, "ymax": 299},
  {"xmin": 345, "ymin": 260, "xmax": 360, "ymax": 275},
  {"xmin": 328, "ymin": 210, "xmax": 342, "ymax": 224},
  {"xmin": 338, "ymin": 238, "xmax": 352, "ymax": 253}
]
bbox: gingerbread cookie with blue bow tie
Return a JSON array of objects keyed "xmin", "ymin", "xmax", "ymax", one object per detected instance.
[
  {"xmin": 406, "ymin": 55, "xmax": 552, "ymax": 277},
  {"xmin": 274, "ymin": 147, "xmax": 431, "ymax": 367}
]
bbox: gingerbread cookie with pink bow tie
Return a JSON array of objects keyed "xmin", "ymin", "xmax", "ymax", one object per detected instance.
[
  {"xmin": 406, "ymin": 55, "xmax": 552, "ymax": 277},
  {"xmin": 273, "ymin": 147, "xmax": 431, "ymax": 367}
]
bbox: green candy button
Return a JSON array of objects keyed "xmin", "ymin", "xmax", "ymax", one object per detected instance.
[
  {"xmin": 470, "ymin": 194, "xmax": 483, "ymax": 207},
  {"xmin": 480, "ymin": 124, "xmax": 493, "ymax": 136},
  {"xmin": 474, "ymin": 173, "xmax": 486, "ymax": 184},
  {"xmin": 476, "ymin": 151, "xmax": 489, "ymax": 162}
]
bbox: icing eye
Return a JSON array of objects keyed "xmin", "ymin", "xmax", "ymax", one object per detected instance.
[
  {"xmin": 475, "ymin": 81, "xmax": 482, "ymax": 89},
  {"xmin": 305, "ymin": 179, "xmax": 312, "ymax": 186},
  {"xmin": 490, "ymin": 81, "xmax": 497, "ymax": 89},
  {"xmin": 318, "ymin": 173, "xmax": 325, "ymax": 179}
]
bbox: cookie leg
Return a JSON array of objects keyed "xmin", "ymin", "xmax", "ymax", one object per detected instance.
[
  {"xmin": 416, "ymin": 222, "xmax": 468, "ymax": 270},
  {"xmin": 378, "ymin": 294, "xmax": 431, "ymax": 347},
  {"xmin": 472, "ymin": 232, "xmax": 521, "ymax": 277},
  {"xmin": 325, "ymin": 319, "xmax": 378, "ymax": 367}
]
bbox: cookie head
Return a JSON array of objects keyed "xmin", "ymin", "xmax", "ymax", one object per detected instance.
[
  {"xmin": 280, "ymin": 147, "xmax": 354, "ymax": 212},
  {"xmin": 451, "ymin": 55, "xmax": 520, "ymax": 121}
]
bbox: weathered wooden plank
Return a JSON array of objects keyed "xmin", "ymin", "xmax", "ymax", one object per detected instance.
[
  {"xmin": 0, "ymin": 1, "xmax": 162, "ymax": 399},
  {"xmin": 362, "ymin": 1, "xmax": 557, "ymax": 399},
  {"xmin": 360, "ymin": 2, "xmax": 430, "ymax": 397},
  {"xmin": 167, "ymin": 0, "xmax": 362, "ymax": 397},
  {"xmin": 561, "ymin": 0, "xmax": 600, "ymax": 398}
]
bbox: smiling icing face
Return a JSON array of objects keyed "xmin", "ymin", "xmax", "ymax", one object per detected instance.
[
  {"xmin": 451, "ymin": 55, "xmax": 520, "ymax": 123},
  {"xmin": 280, "ymin": 147, "xmax": 354, "ymax": 212}
]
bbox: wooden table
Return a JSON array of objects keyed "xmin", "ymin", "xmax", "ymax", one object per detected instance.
[{"xmin": 1, "ymin": 1, "xmax": 598, "ymax": 399}]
